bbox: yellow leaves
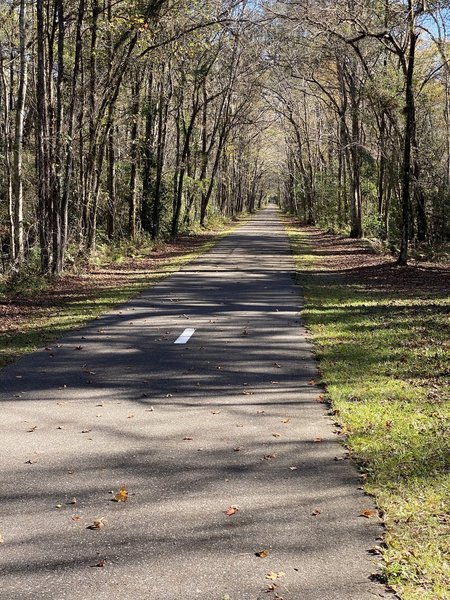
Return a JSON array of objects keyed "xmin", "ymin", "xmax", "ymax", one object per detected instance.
[
  {"xmin": 114, "ymin": 487, "xmax": 128, "ymax": 502},
  {"xmin": 265, "ymin": 571, "xmax": 285, "ymax": 580},
  {"xmin": 255, "ymin": 549, "xmax": 269, "ymax": 558}
]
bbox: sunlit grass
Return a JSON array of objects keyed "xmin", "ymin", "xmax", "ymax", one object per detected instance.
[{"xmin": 287, "ymin": 226, "xmax": 450, "ymax": 600}]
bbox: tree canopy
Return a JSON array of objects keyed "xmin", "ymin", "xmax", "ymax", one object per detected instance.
[{"xmin": 1, "ymin": 0, "xmax": 449, "ymax": 273}]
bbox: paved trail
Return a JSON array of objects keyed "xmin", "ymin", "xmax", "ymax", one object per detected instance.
[{"xmin": 0, "ymin": 207, "xmax": 386, "ymax": 599}]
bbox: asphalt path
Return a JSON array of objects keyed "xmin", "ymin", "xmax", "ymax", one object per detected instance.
[{"xmin": 0, "ymin": 206, "xmax": 387, "ymax": 599}]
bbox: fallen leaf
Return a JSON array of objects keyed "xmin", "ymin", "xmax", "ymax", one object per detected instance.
[
  {"xmin": 289, "ymin": 466, "xmax": 298, "ymax": 471},
  {"xmin": 257, "ymin": 410, "xmax": 265, "ymax": 414},
  {"xmin": 81, "ymin": 428, "xmax": 91, "ymax": 434},
  {"xmin": 27, "ymin": 426, "xmax": 38, "ymax": 433},
  {"xmin": 183, "ymin": 436, "xmax": 193, "ymax": 441},
  {"xmin": 234, "ymin": 447, "xmax": 242, "ymax": 452},
  {"xmin": 360, "ymin": 509, "xmax": 378, "ymax": 519},
  {"xmin": 75, "ymin": 346, "xmax": 83, "ymax": 350},
  {"xmin": 311, "ymin": 508, "xmax": 321, "ymax": 516},
  {"xmin": 313, "ymin": 437, "xmax": 322, "ymax": 443},
  {"xmin": 57, "ymin": 425, "xmax": 64, "ymax": 430},
  {"xmin": 255, "ymin": 549, "xmax": 269, "ymax": 558},
  {"xmin": 273, "ymin": 363, "xmax": 281, "ymax": 368},
  {"xmin": 264, "ymin": 454, "xmax": 276, "ymax": 460},
  {"xmin": 69, "ymin": 497, "xmax": 77, "ymax": 505},
  {"xmin": 55, "ymin": 504, "xmax": 63, "ymax": 509},
  {"xmin": 225, "ymin": 505, "xmax": 239, "ymax": 516},
  {"xmin": 308, "ymin": 379, "xmax": 316, "ymax": 385},
  {"xmin": 272, "ymin": 432, "xmax": 281, "ymax": 438},
  {"xmin": 87, "ymin": 517, "xmax": 106, "ymax": 530},
  {"xmin": 71, "ymin": 515, "xmax": 81, "ymax": 521},
  {"xmin": 281, "ymin": 418, "xmax": 290, "ymax": 424},
  {"xmin": 211, "ymin": 410, "xmax": 221, "ymax": 414},
  {"xmin": 114, "ymin": 487, "xmax": 128, "ymax": 502},
  {"xmin": 265, "ymin": 571, "xmax": 285, "ymax": 580},
  {"xmin": 92, "ymin": 559, "xmax": 106, "ymax": 568},
  {"xmin": 127, "ymin": 414, "xmax": 134, "ymax": 419},
  {"xmin": 24, "ymin": 459, "xmax": 36, "ymax": 464}
]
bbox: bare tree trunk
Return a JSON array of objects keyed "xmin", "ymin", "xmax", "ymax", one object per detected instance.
[
  {"xmin": 36, "ymin": 0, "xmax": 50, "ymax": 273},
  {"xmin": 398, "ymin": 2, "xmax": 417, "ymax": 266},
  {"xmin": 106, "ymin": 105, "xmax": 116, "ymax": 240},
  {"xmin": 128, "ymin": 71, "xmax": 141, "ymax": 239},
  {"xmin": 0, "ymin": 48, "xmax": 14, "ymax": 262},
  {"xmin": 12, "ymin": 0, "xmax": 27, "ymax": 265}
]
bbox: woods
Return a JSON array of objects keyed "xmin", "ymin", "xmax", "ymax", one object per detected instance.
[{"xmin": 1, "ymin": 0, "xmax": 450, "ymax": 275}]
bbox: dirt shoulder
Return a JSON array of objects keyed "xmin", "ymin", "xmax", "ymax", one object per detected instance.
[{"xmin": 0, "ymin": 233, "xmax": 220, "ymax": 367}]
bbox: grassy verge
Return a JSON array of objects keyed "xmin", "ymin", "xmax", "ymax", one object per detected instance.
[
  {"xmin": 0, "ymin": 220, "xmax": 242, "ymax": 369},
  {"xmin": 287, "ymin": 222, "xmax": 450, "ymax": 600}
]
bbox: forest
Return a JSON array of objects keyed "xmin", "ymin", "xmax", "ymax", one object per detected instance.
[{"xmin": 1, "ymin": 0, "xmax": 450, "ymax": 274}]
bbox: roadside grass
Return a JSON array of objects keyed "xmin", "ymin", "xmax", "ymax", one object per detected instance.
[
  {"xmin": 287, "ymin": 224, "xmax": 450, "ymax": 600},
  {"xmin": 0, "ymin": 222, "xmax": 239, "ymax": 369}
]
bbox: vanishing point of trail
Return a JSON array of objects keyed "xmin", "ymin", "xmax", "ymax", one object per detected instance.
[{"xmin": 0, "ymin": 207, "xmax": 387, "ymax": 599}]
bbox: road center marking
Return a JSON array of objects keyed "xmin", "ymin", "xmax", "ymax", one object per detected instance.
[{"xmin": 174, "ymin": 328, "xmax": 196, "ymax": 344}]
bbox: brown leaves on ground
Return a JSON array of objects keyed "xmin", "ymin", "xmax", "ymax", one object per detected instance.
[
  {"xmin": 92, "ymin": 559, "xmax": 106, "ymax": 568},
  {"xmin": 87, "ymin": 517, "xmax": 106, "ymax": 530},
  {"xmin": 255, "ymin": 549, "xmax": 269, "ymax": 558},
  {"xmin": 360, "ymin": 508, "xmax": 378, "ymax": 518},
  {"xmin": 0, "ymin": 234, "xmax": 216, "ymax": 346},
  {"xmin": 225, "ymin": 505, "xmax": 239, "ymax": 516}
]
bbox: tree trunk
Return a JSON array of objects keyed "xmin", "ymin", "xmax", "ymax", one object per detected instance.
[
  {"xmin": 398, "ymin": 4, "xmax": 417, "ymax": 266},
  {"xmin": 12, "ymin": 0, "xmax": 27, "ymax": 265}
]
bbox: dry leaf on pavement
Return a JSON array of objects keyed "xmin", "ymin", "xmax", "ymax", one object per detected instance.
[
  {"xmin": 87, "ymin": 517, "xmax": 106, "ymax": 530},
  {"xmin": 225, "ymin": 505, "xmax": 239, "ymax": 516},
  {"xmin": 255, "ymin": 549, "xmax": 269, "ymax": 558},
  {"xmin": 265, "ymin": 571, "xmax": 285, "ymax": 580},
  {"xmin": 114, "ymin": 487, "xmax": 128, "ymax": 502},
  {"xmin": 360, "ymin": 509, "xmax": 378, "ymax": 518}
]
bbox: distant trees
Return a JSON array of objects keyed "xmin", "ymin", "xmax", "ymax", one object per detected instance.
[
  {"xmin": 1, "ymin": 0, "xmax": 449, "ymax": 274},
  {"xmin": 0, "ymin": 0, "xmax": 269, "ymax": 275},
  {"xmin": 271, "ymin": 0, "xmax": 450, "ymax": 263}
]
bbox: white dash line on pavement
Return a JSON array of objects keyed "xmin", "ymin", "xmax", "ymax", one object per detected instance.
[{"xmin": 174, "ymin": 328, "xmax": 196, "ymax": 344}]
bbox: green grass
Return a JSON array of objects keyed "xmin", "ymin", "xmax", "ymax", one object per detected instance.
[
  {"xmin": 287, "ymin": 225, "xmax": 450, "ymax": 600},
  {"xmin": 0, "ymin": 223, "xmax": 238, "ymax": 369}
]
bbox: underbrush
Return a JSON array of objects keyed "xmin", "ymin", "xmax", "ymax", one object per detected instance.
[{"xmin": 287, "ymin": 224, "xmax": 450, "ymax": 600}]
